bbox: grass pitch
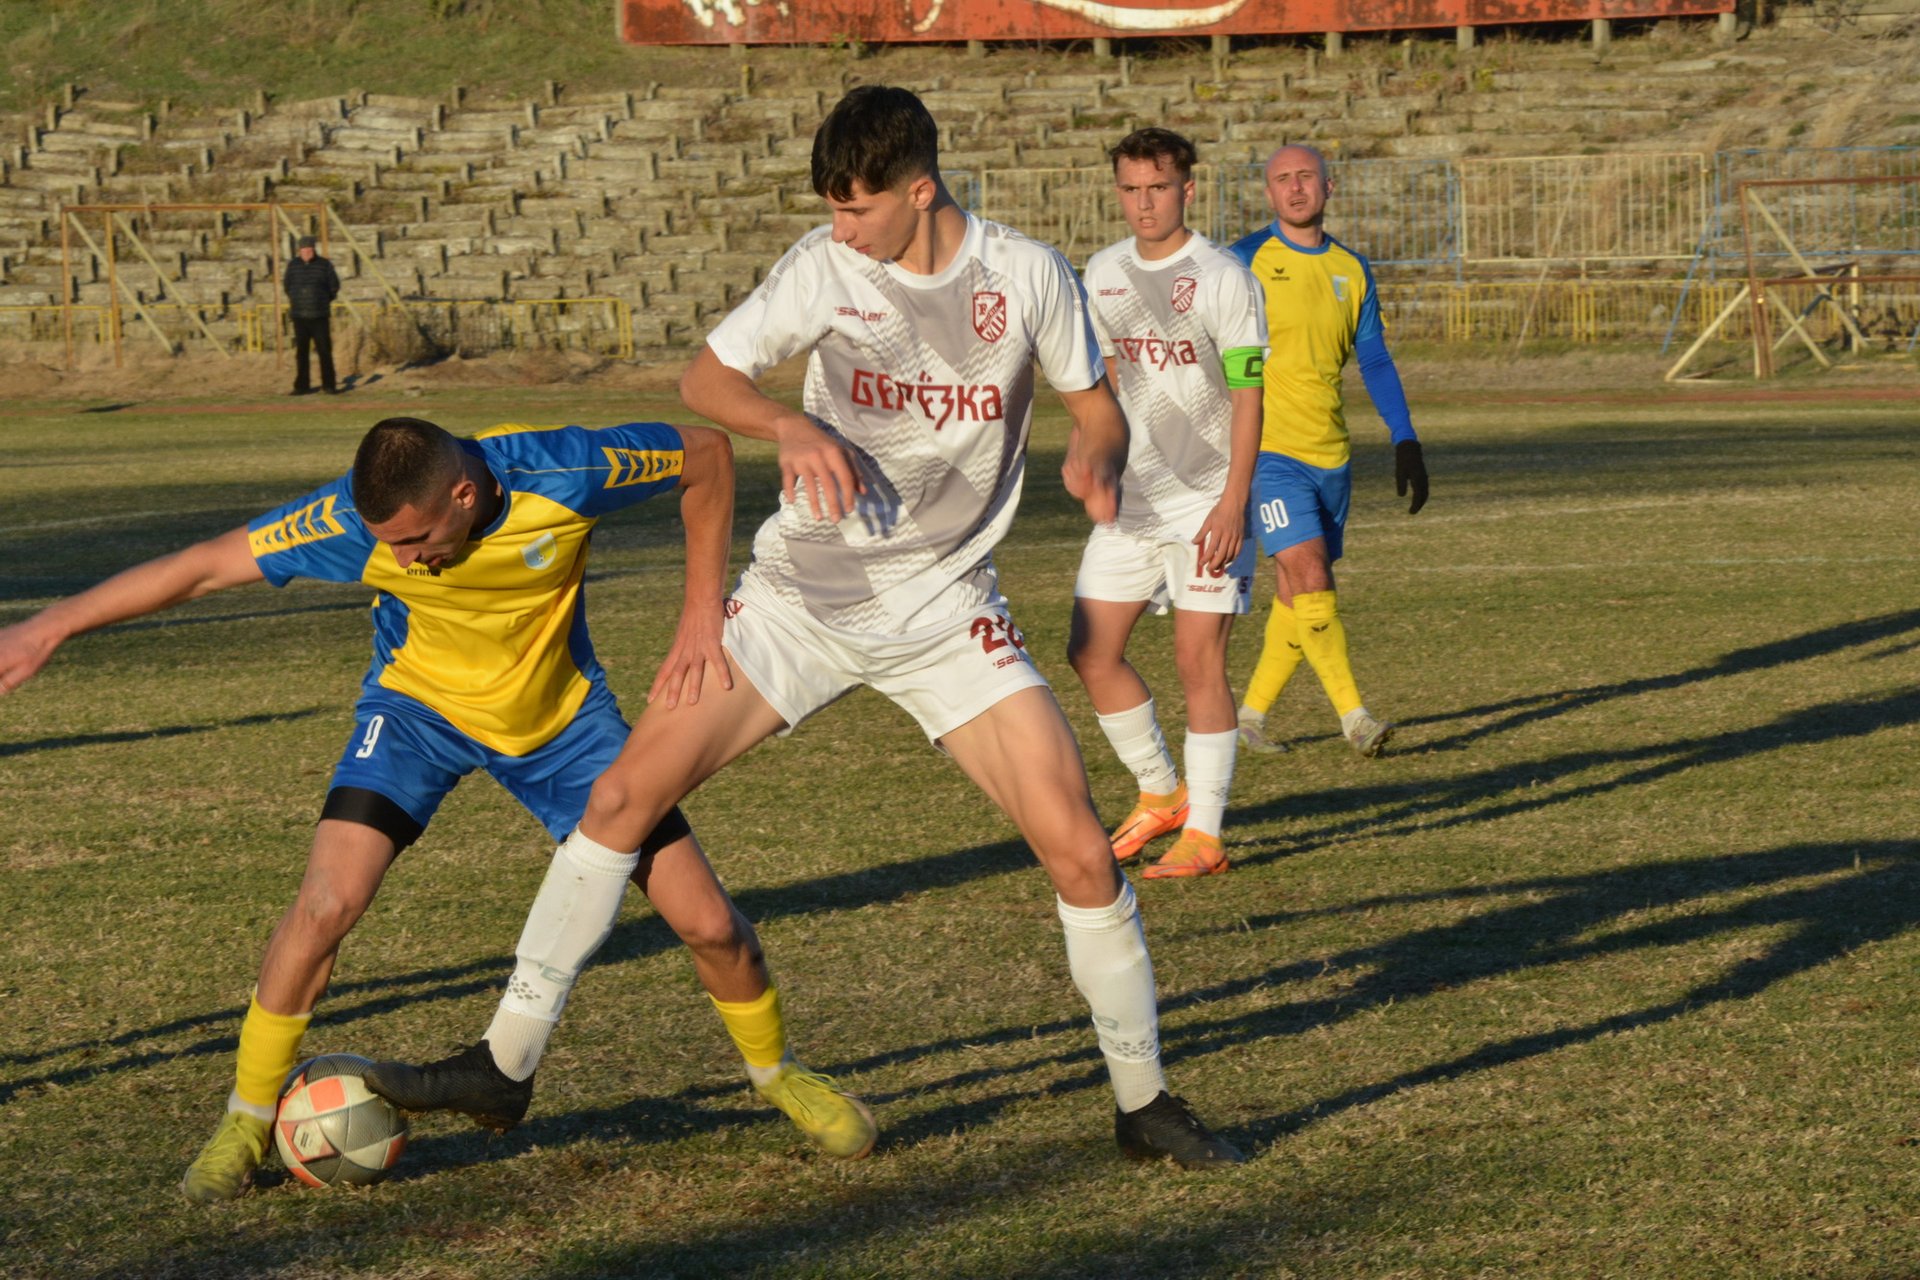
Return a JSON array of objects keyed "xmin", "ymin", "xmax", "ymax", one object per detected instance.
[{"xmin": 1, "ymin": 374, "xmax": 1917, "ymax": 1279}]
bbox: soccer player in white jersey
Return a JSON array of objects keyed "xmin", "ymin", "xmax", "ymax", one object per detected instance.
[
  {"xmin": 1067, "ymin": 128, "xmax": 1267, "ymax": 880},
  {"xmin": 378, "ymin": 86, "xmax": 1244, "ymax": 1168}
]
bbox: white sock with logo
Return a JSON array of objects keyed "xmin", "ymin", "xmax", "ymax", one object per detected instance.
[
  {"xmin": 1182, "ymin": 728, "xmax": 1238, "ymax": 837},
  {"xmin": 1057, "ymin": 881, "xmax": 1166, "ymax": 1113},
  {"xmin": 1095, "ymin": 699, "xmax": 1179, "ymax": 796},
  {"xmin": 484, "ymin": 827, "xmax": 639, "ymax": 1081}
]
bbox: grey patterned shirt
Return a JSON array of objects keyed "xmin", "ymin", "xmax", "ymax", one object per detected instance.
[
  {"xmin": 707, "ymin": 213, "xmax": 1104, "ymax": 634},
  {"xmin": 1082, "ymin": 232, "xmax": 1267, "ymax": 541}
]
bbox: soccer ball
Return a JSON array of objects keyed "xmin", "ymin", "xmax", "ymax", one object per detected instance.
[{"xmin": 274, "ymin": 1053, "xmax": 408, "ymax": 1188}]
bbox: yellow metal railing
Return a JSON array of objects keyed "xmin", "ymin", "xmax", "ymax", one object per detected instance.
[{"xmin": 1375, "ymin": 278, "xmax": 1920, "ymax": 345}]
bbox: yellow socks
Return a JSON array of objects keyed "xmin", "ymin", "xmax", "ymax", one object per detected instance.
[
  {"xmin": 712, "ymin": 984, "xmax": 787, "ymax": 1075},
  {"xmin": 1242, "ymin": 596, "xmax": 1304, "ymax": 717},
  {"xmin": 1292, "ymin": 590, "xmax": 1362, "ymax": 718},
  {"xmin": 232, "ymin": 991, "xmax": 311, "ymax": 1118}
]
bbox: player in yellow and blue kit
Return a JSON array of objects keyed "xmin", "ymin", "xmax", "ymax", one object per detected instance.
[
  {"xmin": 0, "ymin": 415, "xmax": 874, "ymax": 1203},
  {"xmin": 1228, "ymin": 145, "xmax": 1430, "ymax": 758}
]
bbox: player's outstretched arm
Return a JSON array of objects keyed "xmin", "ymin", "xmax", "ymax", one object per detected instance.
[
  {"xmin": 647, "ymin": 424, "xmax": 737, "ymax": 711},
  {"xmin": 1058, "ymin": 375, "xmax": 1129, "ymax": 526},
  {"xmin": 680, "ymin": 345, "xmax": 864, "ymax": 524},
  {"xmin": 0, "ymin": 526, "xmax": 264, "ymax": 695}
]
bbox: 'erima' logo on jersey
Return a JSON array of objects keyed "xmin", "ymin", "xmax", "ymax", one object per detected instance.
[
  {"xmin": 248, "ymin": 494, "xmax": 347, "ymax": 558},
  {"xmin": 602, "ymin": 447, "xmax": 683, "ymax": 488}
]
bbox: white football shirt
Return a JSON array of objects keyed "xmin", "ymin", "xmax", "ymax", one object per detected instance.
[
  {"xmin": 1082, "ymin": 232, "xmax": 1267, "ymax": 541},
  {"xmin": 707, "ymin": 212, "xmax": 1104, "ymax": 634}
]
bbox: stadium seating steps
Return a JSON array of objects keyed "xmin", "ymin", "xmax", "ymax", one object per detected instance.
[{"xmin": 2, "ymin": 16, "xmax": 1918, "ymax": 353}]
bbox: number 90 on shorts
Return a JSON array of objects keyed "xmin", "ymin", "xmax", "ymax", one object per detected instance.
[{"xmin": 1252, "ymin": 452, "xmax": 1351, "ymax": 561}]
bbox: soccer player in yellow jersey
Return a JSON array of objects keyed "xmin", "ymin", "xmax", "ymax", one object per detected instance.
[
  {"xmin": 0, "ymin": 416, "xmax": 873, "ymax": 1202},
  {"xmin": 1227, "ymin": 145, "xmax": 1430, "ymax": 757}
]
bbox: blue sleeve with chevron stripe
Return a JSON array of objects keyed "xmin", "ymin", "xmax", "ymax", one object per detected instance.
[
  {"xmin": 245, "ymin": 474, "xmax": 379, "ymax": 587},
  {"xmin": 476, "ymin": 422, "xmax": 687, "ymax": 520}
]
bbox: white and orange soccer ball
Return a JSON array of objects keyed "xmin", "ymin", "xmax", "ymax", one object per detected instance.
[{"xmin": 274, "ymin": 1053, "xmax": 408, "ymax": 1188}]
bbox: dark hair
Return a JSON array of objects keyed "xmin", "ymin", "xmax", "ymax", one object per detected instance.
[
  {"xmin": 811, "ymin": 85, "xmax": 939, "ymax": 201},
  {"xmin": 1108, "ymin": 127, "xmax": 1198, "ymax": 182},
  {"xmin": 351, "ymin": 417, "xmax": 465, "ymax": 524}
]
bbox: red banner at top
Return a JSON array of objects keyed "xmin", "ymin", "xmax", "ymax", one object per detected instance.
[{"xmin": 622, "ymin": 0, "xmax": 1730, "ymax": 45}]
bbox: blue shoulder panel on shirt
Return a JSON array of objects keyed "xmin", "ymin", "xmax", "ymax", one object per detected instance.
[
  {"xmin": 478, "ymin": 423, "xmax": 686, "ymax": 520},
  {"xmin": 1226, "ymin": 226, "xmax": 1272, "ymax": 270},
  {"xmin": 1351, "ymin": 250, "xmax": 1386, "ymax": 346},
  {"xmin": 247, "ymin": 473, "xmax": 378, "ymax": 587}
]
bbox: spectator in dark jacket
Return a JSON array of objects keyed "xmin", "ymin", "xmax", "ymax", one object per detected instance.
[{"xmin": 284, "ymin": 236, "xmax": 341, "ymax": 395}]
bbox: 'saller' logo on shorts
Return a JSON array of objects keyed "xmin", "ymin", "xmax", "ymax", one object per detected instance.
[
  {"xmin": 522, "ymin": 532, "xmax": 558, "ymax": 570},
  {"xmin": 1170, "ymin": 276, "xmax": 1197, "ymax": 313},
  {"xmin": 722, "ymin": 597, "xmax": 744, "ymax": 618},
  {"xmin": 971, "ymin": 614, "xmax": 1026, "ymax": 668},
  {"xmin": 972, "ymin": 291, "xmax": 1007, "ymax": 343}
]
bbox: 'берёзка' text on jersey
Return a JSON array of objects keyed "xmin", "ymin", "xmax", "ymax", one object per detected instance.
[
  {"xmin": 706, "ymin": 213, "xmax": 1103, "ymax": 635},
  {"xmin": 1083, "ymin": 232, "xmax": 1266, "ymax": 542}
]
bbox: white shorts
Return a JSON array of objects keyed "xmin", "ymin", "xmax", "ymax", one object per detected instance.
[
  {"xmin": 722, "ymin": 572, "xmax": 1051, "ymax": 742},
  {"xmin": 1073, "ymin": 523, "xmax": 1255, "ymax": 617}
]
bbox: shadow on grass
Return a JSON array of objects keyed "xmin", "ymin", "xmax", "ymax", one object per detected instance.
[
  {"xmin": 7, "ymin": 610, "xmax": 1915, "ymax": 1087},
  {"xmin": 0, "ymin": 835, "xmax": 1038, "ymax": 1091},
  {"xmin": 0, "ymin": 706, "xmax": 328, "ymax": 760},
  {"xmin": 1194, "ymin": 838, "xmax": 1920, "ymax": 1151},
  {"xmin": 85, "ymin": 836, "xmax": 1920, "ymax": 1279},
  {"xmin": 1228, "ymin": 680, "xmax": 1920, "ymax": 867},
  {"xmin": 1250, "ymin": 606, "xmax": 1920, "ymax": 755}
]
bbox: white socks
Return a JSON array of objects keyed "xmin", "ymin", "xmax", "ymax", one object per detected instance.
[
  {"xmin": 1057, "ymin": 881, "xmax": 1165, "ymax": 1112},
  {"xmin": 227, "ymin": 1090, "xmax": 276, "ymax": 1123},
  {"xmin": 1181, "ymin": 728, "xmax": 1238, "ymax": 837},
  {"xmin": 485, "ymin": 827, "xmax": 639, "ymax": 1081},
  {"xmin": 1096, "ymin": 699, "xmax": 1178, "ymax": 796}
]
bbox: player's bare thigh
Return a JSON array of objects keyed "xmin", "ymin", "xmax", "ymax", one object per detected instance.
[
  {"xmin": 1273, "ymin": 537, "xmax": 1335, "ymax": 604},
  {"xmin": 939, "ymin": 685, "xmax": 1123, "ymax": 909},
  {"xmin": 581, "ymin": 647, "xmax": 789, "ymax": 851}
]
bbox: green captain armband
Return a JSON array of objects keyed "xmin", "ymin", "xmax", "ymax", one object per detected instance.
[{"xmin": 1222, "ymin": 346, "xmax": 1265, "ymax": 389}]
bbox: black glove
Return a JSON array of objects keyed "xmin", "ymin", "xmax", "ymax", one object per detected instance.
[{"xmin": 1395, "ymin": 440, "xmax": 1428, "ymax": 515}]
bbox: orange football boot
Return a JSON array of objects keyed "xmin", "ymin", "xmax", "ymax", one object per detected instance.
[
  {"xmin": 1109, "ymin": 784, "xmax": 1189, "ymax": 862},
  {"xmin": 1143, "ymin": 830, "xmax": 1229, "ymax": 880}
]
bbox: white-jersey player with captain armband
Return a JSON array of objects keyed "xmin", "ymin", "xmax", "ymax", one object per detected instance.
[{"xmin": 1067, "ymin": 127, "xmax": 1268, "ymax": 880}]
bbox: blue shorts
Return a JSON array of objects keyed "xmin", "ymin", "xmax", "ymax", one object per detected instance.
[
  {"xmin": 1253, "ymin": 452, "xmax": 1351, "ymax": 562},
  {"xmin": 328, "ymin": 685, "xmax": 627, "ymax": 841}
]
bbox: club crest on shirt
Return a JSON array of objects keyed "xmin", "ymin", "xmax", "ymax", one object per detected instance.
[
  {"xmin": 1332, "ymin": 275, "xmax": 1350, "ymax": 301},
  {"xmin": 1170, "ymin": 276, "xmax": 1197, "ymax": 313},
  {"xmin": 972, "ymin": 291, "xmax": 1007, "ymax": 343},
  {"xmin": 522, "ymin": 531, "xmax": 558, "ymax": 570}
]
